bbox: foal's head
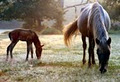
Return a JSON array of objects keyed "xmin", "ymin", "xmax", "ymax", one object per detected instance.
[
  {"xmin": 96, "ymin": 37, "xmax": 111, "ymax": 73},
  {"xmin": 36, "ymin": 44, "xmax": 44, "ymax": 59}
]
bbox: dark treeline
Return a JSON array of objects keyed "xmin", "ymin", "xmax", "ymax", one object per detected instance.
[
  {"xmin": 0, "ymin": 0, "xmax": 120, "ymax": 33},
  {"xmin": 0, "ymin": 0, "xmax": 64, "ymax": 32},
  {"xmin": 102, "ymin": 0, "xmax": 120, "ymax": 31}
]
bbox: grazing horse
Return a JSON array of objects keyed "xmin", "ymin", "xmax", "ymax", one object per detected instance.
[
  {"xmin": 6, "ymin": 29, "xmax": 44, "ymax": 61},
  {"xmin": 63, "ymin": 2, "xmax": 111, "ymax": 73}
]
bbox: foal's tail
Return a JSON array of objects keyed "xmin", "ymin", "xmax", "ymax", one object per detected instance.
[
  {"xmin": 8, "ymin": 32, "xmax": 12, "ymax": 41},
  {"xmin": 63, "ymin": 20, "xmax": 78, "ymax": 46}
]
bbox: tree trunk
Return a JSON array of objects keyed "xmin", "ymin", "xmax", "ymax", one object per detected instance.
[
  {"xmin": 35, "ymin": 18, "xmax": 44, "ymax": 31},
  {"xmin": 55, "ymin": 20, "xmax": 63, "ymax": 32}
]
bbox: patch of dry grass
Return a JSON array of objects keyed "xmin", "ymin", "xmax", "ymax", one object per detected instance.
[{"xmin": 0, "ymin": 34, "xmax": 120, "ymax": 82}]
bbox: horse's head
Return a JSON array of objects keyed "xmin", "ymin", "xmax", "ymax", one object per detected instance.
[
  {"xmin": 36, "ymin": 44, "xmax": 44, "ymax": 59},
  {"xmin": 96, "ymin": 37, "xmax": 111, "ymax": 73}
]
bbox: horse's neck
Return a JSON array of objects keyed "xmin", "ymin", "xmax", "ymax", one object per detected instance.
[
  {"xmin": 33, "ymin": 38, "xmax": 41, "ymax": 49},
  {"xmin": 93, "ymin": 13, "xmax": 108, "ymax": 41},
  {"xmin": 90, "ymin": 3, "xmax": 109, "ymax": 41}
]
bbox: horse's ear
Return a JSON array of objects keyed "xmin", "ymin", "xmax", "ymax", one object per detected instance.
[
  {"xmin": 41, "ymin": 44, "xmax": 44, "ymax": 47},
  {"xmin": 96, "ymin": 38, "xmax": 100, "ymax": 45},
  {"xmin": 107, "ymin": 37, "xmax": 111, "ymax": 45}
]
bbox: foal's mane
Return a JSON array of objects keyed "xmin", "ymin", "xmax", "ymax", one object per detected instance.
[{"xmin": 88, "ymin": 2, "xmax": 109, "ymax": 41}]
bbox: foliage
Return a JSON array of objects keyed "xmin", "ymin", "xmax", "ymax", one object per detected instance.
[
  {"xmin": 102, "ymin": 0, "xmax": 120, "ymax": 21},
  {"xmin": 0, "ymin": 0, "xmax": 10, "ymax": 13},
  {"xmin": 0, "ymin": 0, "xmax": 64, "ymax": 31},
  {"xmin": 108, "ymin": 30, "xmax": 120, "ymax": 34},
  {"xmin": 41, "ymin": 27, "xmax": 62, "ymax": 34}
]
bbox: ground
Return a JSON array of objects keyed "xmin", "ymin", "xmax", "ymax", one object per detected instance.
[{"xmin": 0, "ymin": 33, "xmax": 120, "ymax": 82}]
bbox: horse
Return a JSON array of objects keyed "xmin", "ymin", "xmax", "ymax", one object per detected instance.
[
  {"xmin": 6, "ymin": 29, "xmax": 44, "ymax": 61},
  {"xmin": 63, "ymin": 2, "xmax": 111, "ymax": 73}
]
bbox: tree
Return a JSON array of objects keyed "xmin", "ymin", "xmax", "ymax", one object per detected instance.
[
  {"xmin": 102, "ymin": 0, "xmax": 120, "ymax": 21},
  {"xmin": 0, "ymin": 0, "xmax": 10, "ymax": 13},
  {"xmin": 0, "ymin": 0, "xmax": 64, "ymax": 31}
]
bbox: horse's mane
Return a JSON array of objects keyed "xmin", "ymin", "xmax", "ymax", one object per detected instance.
[{"xmin": 88, "ymin": 2, "xmax": 110, "ymax": 41}]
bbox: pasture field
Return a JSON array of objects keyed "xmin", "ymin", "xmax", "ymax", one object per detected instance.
[{"xmin": 0, "ymin": 33, "xmax": 120, "ymax": 82}]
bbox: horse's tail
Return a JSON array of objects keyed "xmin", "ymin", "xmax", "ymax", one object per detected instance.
[{"xmin": 63, "ymin": 20, "xmax": 78, "ymax": 46}]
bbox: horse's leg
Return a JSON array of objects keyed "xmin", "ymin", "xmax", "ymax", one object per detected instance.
[
  {"xmin": 6, "ymin": 42, "xmax": 13, "ymax": 61},
  {"xmin": 88, "ymin": 37, "xmax": 93, "ymax": 67},
  {"xmin": 10, "ymin": 41, "xmax": 18, "ymax": 60},
  {"xmin": 82, "ymin": 35, "xmax": 87, "ymax": 64},
  {"xmin": 92, "ymin": 40, "xmax": 96, "ymax": 64},
  {"xmin": 26, "ymin": 41, "xmax": 31, "ymax": 61},
  {"xmin": 30, "ymin": 43, "xmax": 33, "ymax": 59}
]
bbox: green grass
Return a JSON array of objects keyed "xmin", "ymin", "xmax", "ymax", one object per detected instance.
[
  {"xmin": 0, "ymin": 34, "xmax": 120, "ymax": 82},
  {"xmin": 108, "ymin": 30, "xmax": 120, "ymax": 34}
]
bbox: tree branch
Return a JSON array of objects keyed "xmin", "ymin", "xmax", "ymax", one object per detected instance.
[{"xmin": 64, "ymin": 0, "xmax": 92, "ymax": 9}]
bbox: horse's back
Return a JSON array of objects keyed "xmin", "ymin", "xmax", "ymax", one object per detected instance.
[
  {"xmin": 88, "ymin": 2, "xmax": 111, "ymax": 30},
  {"xmin": 9, "ymin": 29, "xmax": 36, "ymax": 41},
  {"xmin": 77, "ymin": 3, "xmax": 92, "ymax": 36},
  {"xmin": 77, "ymin": 2, "xmax": 110, "ymax": 36},
  {"xmin": 18, "ymin": 29, "xmax": 35, "ymax": 41},
  {"xmin": 9, "ymin": 29, "xmax": 21, "ymax": 41}
]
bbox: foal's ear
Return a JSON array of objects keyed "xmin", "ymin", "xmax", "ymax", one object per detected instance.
[
  {"xmin": 96, "ymin": 38, "xmax": 100, "ymax": 45},
  {"xmin": 41, "ymin": 44, "xmax": 44, "ymax": 47},
  {"xmin": 107, "ymin": 37, "xmax": 111, "ymax": 45}
]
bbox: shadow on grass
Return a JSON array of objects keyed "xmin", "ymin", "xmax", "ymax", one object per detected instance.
[{"xmin": 33, "ymin": 61, "xmax": 98, "ymax": 68}]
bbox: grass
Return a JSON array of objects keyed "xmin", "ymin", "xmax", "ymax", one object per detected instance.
[
  {"xmin": 0, "ymin": 33, "xmax": 120, "ymax": 82},
  {"xmin": 108, "ymin": 30, "xmax": 120, "ymax": 34}
]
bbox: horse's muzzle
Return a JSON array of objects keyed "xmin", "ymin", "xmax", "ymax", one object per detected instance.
[
  {"xmin": 100, "ymin": 68, "xmax": 107, "ymax": 73},
  {"xmin": 99, "ymin": 66, "xmax": 107, "ymax": 74}
]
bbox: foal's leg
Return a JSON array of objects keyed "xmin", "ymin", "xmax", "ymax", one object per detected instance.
[
  {"xmin": 9, "ymin": 41, "xmax": 18, "ymax": 60},
  {"xmin": 30, "ymin": 43, "xmax": 33, "ymax": 59},
  {"xmin": 6, "ymin": 42, "xmax": 13, "ymax": 61},
  {"xmin": 82, "ymin": 35, "xmax": 87, "ymax": 64},
  {"xmin": 26, "ymin": 42, "xmax": 31, "ymax": 61}
]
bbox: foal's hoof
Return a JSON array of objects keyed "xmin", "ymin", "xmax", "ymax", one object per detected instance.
[
  {"xmin": 88, "ymin": 64, "xmax": 92, "ymax": 68},
  {"xmin": 82, "ymin": 60, "xmax": 86, "ymax": 64},
  {"xmin": 25, "ymin": 59, "xmax": 28, "ymax": 62},
  {"xmin": 6, "ymin": 59, "xmax": 8, "ymax": 61},
  {"xmin": 92, "ymin": 61, "xmax": 96, "ymax": 64}
]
